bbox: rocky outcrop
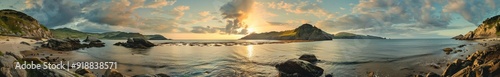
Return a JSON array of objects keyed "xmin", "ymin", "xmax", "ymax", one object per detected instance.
[
  {"xmin": 276, "ymin": 54, "xmax": 324, "ymax": 77},
  {"xmin": 241, "ymin": 24, "xmax": 334, "ymax": 40},
  {"xmin": 298, "ymin": 54, "xmax": 319, "ymax": 63},
  {"xmin": 275, "ymin": 59, "xmax": 324, "ymax": 77},
  {"xmin": 145, "ymin": 35, "xmax": 171, "ymax": 40},
  {"xmin": 0, "ymin": 9, "xmax": 52, "ymax": 38},
  {"xmin": 42, "ymin": 38, "xmax": 105, "ymax": 51},
  {"xmin": 454, "ymin": 15, "xmax": 500, "ymax": 40},
  {"xmin": 42, "ymin": 38, "xmax": 82, "ymax": 51},
  {"xmin": 114, "ymin": 38, "xmax": 156, "ymax": 48},
  {"xmin": 442, "ymin": 44, "xmax": 500, "ymax": 77}
]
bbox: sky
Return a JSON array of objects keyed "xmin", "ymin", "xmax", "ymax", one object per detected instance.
[{"xmin": 0, "ymin": 0, "xmax": 499, "ymax": 39}]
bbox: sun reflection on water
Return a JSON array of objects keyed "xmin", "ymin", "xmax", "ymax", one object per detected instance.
[{"xmin": 246, "ymin": 45, "xmax": 254, "ymax": 58}]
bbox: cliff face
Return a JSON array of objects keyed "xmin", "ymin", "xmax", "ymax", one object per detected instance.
[
  {"xmin": 240, "ymin": 24, "xmax": 334, "ymax": 40},
  {"xmin": 0, "ymin": 9, "xmax": 52, "ymax": 38},
  {"xmin": 455, "ymin": 15, "xmax": 500, "ymax": 40}
]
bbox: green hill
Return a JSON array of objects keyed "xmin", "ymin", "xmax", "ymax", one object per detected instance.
[
  {"xmin": 241, "ymin": 24, "xmax": 334, "ymax": 40},
  {"xmin": 333, "ymin": 32, "xmax": 386, "ymax": 39},
  {"xmin": 0, "ymin": 9, "xmax": 52, "ymax": 38},
  {"xmin": 51, "ymin": 28, "xmax": 171, "ymax": 40}
]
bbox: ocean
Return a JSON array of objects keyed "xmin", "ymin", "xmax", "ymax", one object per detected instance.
[{"xmin": 71, "ymin": 39, "xmax": 477, "ymax": 76}]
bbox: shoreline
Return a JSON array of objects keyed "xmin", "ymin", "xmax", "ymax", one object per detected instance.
[{"xmin": 1, "ymin": 36, "xmax": 500, "ymax": 77}]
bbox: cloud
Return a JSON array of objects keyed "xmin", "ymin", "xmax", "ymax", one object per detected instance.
[
  {"xmin": 145, "ymin": 0, "xmax": 176, "ymax": 8},
  {"xmin": 316, "ymin": 0, "xmax": 498, "ymax": 36},
  {"xmin": 219, "ymin": 0, "xmax": 255, "ymax": 34},
  {"xmin": 21, "ymin": 0, "xmax": 191, "ymax": 33},
  {"xmin": 22, "ymin": 0, "xmax": 97, "ymax": 28},
  {"xmin": 443, "ymin": 0, "xmax": 500, "ymax": 25},
  {"xmin": 267, "ymin": 0, "xmax": 335, "ymax": 19},
  {"xmin": 190, "ymin": 26, "xmax": 225, "ymax": 33}
]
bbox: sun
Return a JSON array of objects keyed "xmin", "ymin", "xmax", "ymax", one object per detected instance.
[{"xmin": 247, "ymin": 28, "xmax": 255, "ymax": 34}]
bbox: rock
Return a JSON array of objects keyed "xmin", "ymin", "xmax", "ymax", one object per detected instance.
[
  {"xmin": 367, "ymin": 72, "xmax": 375, "ymax": 77},
  {"xmin": 275, "ymin": 59, "xmax": 323, "ymax": 77},
  {"xmin": 443, "ymin": 48, "xmax": 453, "ymax": 52},
  {"xmin": 83, "ymin": 73, "xmax": 97, "ymax": 77},
  {"xmin": 425, "ymin": 72, "xmax": 440, "ymax": 77},
  {"xmin": 155, "ymin": 73, "xmax": 170, "ymax": 77},
  {"xmin": 21, "ymin": 57, "xmax": 44, "ymax": 64},
  {"xmin": 104, "ymin": 69, "xmax": 125, "ymax": 77},
  {"xmin": 298, "ymin": 54, "xmax": 319, "ymax": 63},
  {"xmin": 0, "ymin": 53, "xmax": 27, "ymax": 77},
  {"xmin": 452, "ymin": 34, "xmax": 464, "ymax": 40},
  {"xmin": 132, "ymin": 74, "xmax": 154, "ymax": 77},
  {"xmin": 88, "ymin": 41, "xmax": 105, "ymax": 47},
  {"xmin": 20, "ymin": 41, "xmax": 30, "ymax": 46},
  {"xmin": 442, "ymin": 59, "xmax": 464, "ymax": 76},
  {"xmin": 458, "ymin": 44, "xmax": 467, "ymax": 48},
  {"xmin": 83, "ymin": 36, "xmax": 101, "ymax": 42},
  {"xmin": 114, "ymin": 38, "xmax": 156, "ymax": 48},
  {"xmin": 42, "ymin": 38, "xmax": 82, "ymax": 51},
  {"xmin": 325, "ymin": 74, "xmax": 333, "ymax": 77},
  {"xmin": 75, "ymin": 69, "xmax": 92, "ymax": 75}
]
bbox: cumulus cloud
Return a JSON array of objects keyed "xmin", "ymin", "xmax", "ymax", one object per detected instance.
[
  {"xmin": 220, "ymin": 0, "xmax": 255, "ymax": 34},
  {"xmin": 23, "ymin": 0, "xmax": 96, "ymax": 28},
  {"xmin": 314, "ymin": 0, "xmax": 500, "ymax": 37},
  {"xmin": 21, "ymin": 0, "xmax": 192, "ymax": 33},
  {"xmin": 443, "ymin": 0, "xmax": 500, "ymax": 25}
]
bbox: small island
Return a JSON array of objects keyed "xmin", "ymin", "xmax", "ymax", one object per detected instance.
[{"xmin": 333, "ymin": 32, "xmax": 386, "ymax": 39}]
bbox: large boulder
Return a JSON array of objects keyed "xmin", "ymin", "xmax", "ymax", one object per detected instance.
[
  {"xmin": 275, "ymin": 59, "xmax": 324, "ymax": 77},
  {"xmin": 0, "ymin": 53, "xmax": 27, "ymax": 77},
  {"xmin": 104, "ymin": 69, "xmax": 125, "ymax": 77},
  {"xmin": 42, "ymin": 38, "xmax": 82, "ymax": 51},
  {"xmin": 298, "ymin": 54, "xmax": 319, "ymax": 63},
  {"xmin": 114, "ymin": 38, "xmax": 156, "ymax": 48}
]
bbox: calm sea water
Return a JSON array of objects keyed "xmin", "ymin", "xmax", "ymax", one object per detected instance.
[{"xmin": 72, "ymin": 39, "xmax": 475, "ymax": 76}]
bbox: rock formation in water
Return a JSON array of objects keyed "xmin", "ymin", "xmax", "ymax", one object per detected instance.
[
  {"xmin": 454, "ymin": 15, "xmax": 500, "ymax": 40},
  {"xmin": 0, "ymin": 9, "xmax": 52, "ymax": 38},
  {"xmin": 114, "ymin": 38, "xmax": 156, "ymax": 49},
  {"xmin": 332, "ymin": 32, "xmax": 386, "ymax": 39},
  {"xmin": 276, "ymin": 54, "xmax": 324, "ymax": 77},
  {"xmin": 241, "ymin": 24, "xmax": 334, "ymax": 40},
  {"xmin": 42, "ymin": 37, "xmax": 105, "ymax": 51}
]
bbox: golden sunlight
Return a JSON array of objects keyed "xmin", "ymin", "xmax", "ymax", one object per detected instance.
[{"xmin": 246, "ymin": 45, "xmax": 254, "ymax": 58}]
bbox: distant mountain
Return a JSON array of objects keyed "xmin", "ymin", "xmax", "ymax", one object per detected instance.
[
  {"xmin": 454, "ymin": 15, "xmax": 500, "ymax": 40},
  {"xmin": 51, "ymin": 28, "xmax": 171, "ymax": 40},
  {"xmin": 333, "ymin": 32, "xmax": 386, "ymax": 39},
  {"xmin": 240, "ymin": 24, "xmax": 334, "ymax": 40},
  {"xmin": 0, "ymin": 9, "xmax": 52, "ymax": 38}
]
